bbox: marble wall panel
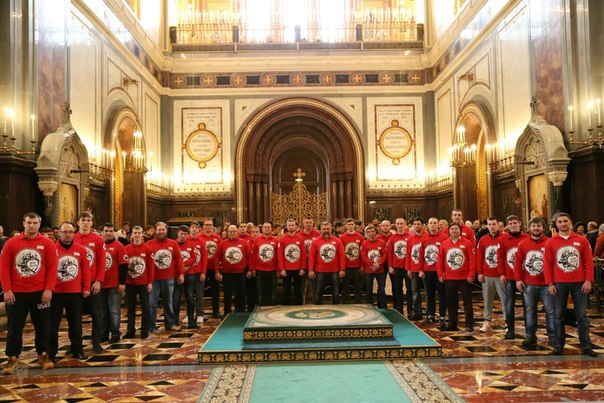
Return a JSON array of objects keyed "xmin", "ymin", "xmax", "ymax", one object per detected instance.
[
  {"xmin": 144, "ymin": 90, "xmax": 160, "ymax": 170},
  {"xmin": 435, "ymin": 86, "xmax": 453, "ymax": 167},
  {"xmin": 233, "ymin": 98, "xmax": 274, "ymax": 138},
  {"xmin": 324, "ymin": 97, "xmax": 364, "ymax": 138}
]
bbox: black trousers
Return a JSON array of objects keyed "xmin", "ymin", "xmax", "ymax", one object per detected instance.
[
  {"xmin": 313, "ymin": 272, "xmax": 341, "ymax": 305},
  {"xmin": 445, "ymin": 279, "xmax": 474, "ymax": 327},
  {"xmin": 89, "ymin": 291, "xmax": 103, "ymax": 344},
  {"xmin": 126, "ymin": 284, "xmax": 150, "ymax": 334},
  {"xmin": 424, "ymin": 271, "xmax": 447, "ymax": 318},
  {"xmin": 390, "ymin": 267, "xmax": 413, "ymax": 315},
  {"xmin": 223, "ymin": 272, "xmax": 246, "ymax": 313},
  {"xmin": 50, "ymin": 293, "xmax": 83, "ymax": 356},
  {"xmin": 282, "ymin": 270, "xmax": 304, "ymax": 305},
  {"xmin": 5, "ymin": 290, "xmax": 50, "ymax": 357},
  {"xmin": 205, "ymin": 269, "xmax": 221, "ymax": 314},
  {"xmin": 256, "ymin": 271, "xmax": 277, "ymax": 306},
  {"xmin": 246, "ymin": 275, "xmax": 256, "ymax": 312},
  {"xmin": 342, "ymin": 267, "xmax": 362, "ymax": 303}
]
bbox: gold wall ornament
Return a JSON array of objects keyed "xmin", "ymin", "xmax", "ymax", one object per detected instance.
[
  {"xmin": 271, "ymin": 178, "xmax": 327, "ymax": 226},
  {"xmin": 183, "ymin": 122, "xmax": 221, "ymax": 169},
  {"xmin": 378, "ymin": 119, "xmax": 414, "ymax": 165}
]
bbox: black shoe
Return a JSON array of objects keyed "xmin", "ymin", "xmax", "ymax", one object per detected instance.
[
  {"xmin": 521, "ymin": 336, "xmax": 537, "ymax": 347},
  {"xmin": 581, "ymin": 348, "xmax": 598, "ymax": 357},
  {"xmin": 140, "ymin": 332, "xmax": 149, "ymax": 339},
  {"xmin": 49, "ymin": 354, "xmax": 58, "ymax": 363},
  {"xmin": 422, "ymin": 316, "xmax": 434, "ymax": 325},
  {"xmin": 212, "ymin": 312, "xmax": 222, "ymax": 319},
  {"xmin": 187, "ymin": 324, "xmax": 199, "ymax": 330},
  {"xmin": 123, "ymin": 332, "xmax": 136, "ymax": 339},
  {"xmin": 438, "ymin": 321, "xmax": 448, "ymax": 331},
  {"xmin": 504, "ymin": 331, "xmax": 515, "ymax": 340},
  {"xmin": 72, "ymin": 351, "xmax": 87, "ymax": 360},
  {"xmin": 101, "ymin": 336, "xmax": 109, "ymax": 343},
  {"xmin": 412, "ymin": 314, "xmax": 423, "ymax": 321},
  {"xmin": 92, "ymin": 343, "xmax": 104, "ymax": 354},
  {"xmin": 466, "ymin": 325, "xmax": 474, "ymax": 332},
  {"xmin": 443, "ymin": 325, "xmax": 458, "ymax": 332},
  {"xmin": 552, "ymin": 346, "xmax": 563, "ymax": 355},
  {"xmin": 109, "ymin": 335, "xmax": 120, "ymax": 344}
]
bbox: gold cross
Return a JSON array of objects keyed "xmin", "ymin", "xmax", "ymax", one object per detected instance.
[
  {"xmin": 293, "ymin": 168, "xmax": 306, "ymax": 180},
  {"xmin": 322, "ymin": 74, "xmax": 333, "ymax": 83},
  {"xmin": 411, "ymin": 74, "xmax": 420, "ymax": 83},
  {"xmin": 233, "ymin": 75, "xmax": 243, "ymax": 85},
  {"xmin": 381, "ymin": 74, "xmax": 393, "ymax": 83},
  {"xmin": 203, "ymin": 75, "xmax": 215, "ymax": 86},
  {"xmin": 263, "ymin": 75, "xmax": 274, "ymax": 84},
  {"xmin": 174, "ymin": 77, "xmax": 183, "ymax": 86},
  {"xmin": 292, "ymin": 74, "xmax": 303, "ymax": 85},
  {"xmin": 351, "ymin": 73, "xmax": 363, "ymax": 84}
]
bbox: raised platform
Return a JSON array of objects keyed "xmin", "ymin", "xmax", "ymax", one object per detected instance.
[
  {"xmin": 243, "ymin": 305, "xmax": 393, "ymax": 341},
  {"xmin": 199, "ymin": 307, "xmax": 441, "ymax": 364}
]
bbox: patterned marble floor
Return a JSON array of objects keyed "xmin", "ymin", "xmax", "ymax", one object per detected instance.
[{"xmin": 1, "ymin": 298, "xmax": 603, "ymax": 402}]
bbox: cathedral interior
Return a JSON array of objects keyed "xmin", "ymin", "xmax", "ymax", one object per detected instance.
[{"xmin": 1, "ymin": 0, "xmax": 604, "ymax": 401}]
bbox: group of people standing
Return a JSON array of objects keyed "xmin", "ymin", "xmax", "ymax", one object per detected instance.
[{"xmin": 0, "ymin": 208, "xmax": 598, "ymax": 376}]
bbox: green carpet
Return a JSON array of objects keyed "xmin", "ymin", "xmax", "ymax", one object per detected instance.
[{"xmin": 199, "ymin": 360, "xmax": 463, "ymax": 403}]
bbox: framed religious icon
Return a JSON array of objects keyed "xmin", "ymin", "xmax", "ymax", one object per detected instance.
[
  {"xmin": 183, "ymin": 122, "xmax": 221, "ymax": 169},
  {"xmin": 528, "ymin": 174, "xmax": 549, "ymax": 220},
  {"xmin": 378, "ymin": 119, "xmax": 414, "ymax": 165},
  {"xmin": 59, "ymin": 183, "xmax": 78, "ymax": 224}
]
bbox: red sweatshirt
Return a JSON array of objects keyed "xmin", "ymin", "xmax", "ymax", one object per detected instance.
[
  {"xmin": 73, "ymin": 231, "xmax": 106, "ymax": 284},
  {"xmin": 125, "ymin": 242, "xmax": 154, "ymax": 285},
  {"xmin": 103, "ymin": 239, "xmax": 128, "ymax": 288},
  {"xmin": 500, "ymin": 232, "xmax": 529, "ymax": 279},
  {"xmin": 544, "ymin": 232, "xmax": 594, "ymax": 284},
  {"xmin": 199, "ymin": 233, "xmax": 221, "ymax": 270},
  {"xmin": 477, "ymin": 232, "xmax": 503, "ymax": 277},
  {"xmin": 308, "ymin": 236, "xmax": 345, "ymax": 273},
  {"xmin": 437, "ymin": 237, "xmax": 477, "ymax": 280},
  {"xmin": 252, "ymin": 235, "xmax": 279, "ymax": 272},
  {"xmin": 514, "ymin": 236, "xmax": 547, "ymax": 285},
  {"xmin": 216, "ymin": 238, "xmax": 251, "ymax": 274},
  {"xmin": 340, "ymin": 231, "xmax": 365, "ymax": 268},
  {"xmin": 361, "ymin": 238, "xmax": 387, "ymax": 273},
  {"xmin": 406, "ymin": 232, "xmax": 427, "ymax": 273},
  {"xmin": 0, "ymin": 234, "xmax": 57, "ymax": 292},
  {"xmin": 188, "ymin": 236, "xmax": 208, "ymax": 274},
  {"xmin": 146, "ymin": 238, "xmax": 185, "ymax": 280},
  {"xmin": 387, "ymin": 232, "xmax": 411, "ymax": 269},
  {"xmin": 55, "ymin": 241, "xmax": 91, "ymax": 293},
  {"xmin": 443, "ymin": 224, "xmax": 476, "ymax": 244},
  {"xmin": 239, "ymin": 233, "xmax": 253, "ymax": 246},
  {"xmin": 277, "ymin": 233, "xmax": 306, "ymax": 271},
  {"xmin": 0, "ymin": 233, "xmax": 58, "ymax": 293},
  {"xmin": 300, "ymin": 229, "xmax": 321, "ymax": 257},
  {"xmin": 419, "ymin": 231, "xmax": 448, "ymax": 272},
  {"xmin": 176, "ymin": 239, "xmax": 198, "ymax": 274}
]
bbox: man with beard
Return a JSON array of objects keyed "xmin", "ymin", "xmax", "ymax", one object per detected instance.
[
  {"xmin": 199, "ymin": 219, "xmax": 222, "ymax": 318},
  {"xmin": 544, "ymin": 213, "xmax": 597, "ymax": 356},
  {"xmin": 405, "ymin": 217, "xmax": 427, "ymax": 321},
  {"xmin": 339, "ymin": 218, "xmax": 365, "ymax": 304},
  {"xmin": 277, "ymin": 218, "xmax": 306, "ymax": 305},
  {"xmin": 477, "ymin": 217, "xmax": 505, "ymax": 333},
  {"xmin": 1, "ymin": 212, "xmax": 58, "ymax": 375},
  {"xmin": 418, "ymin": 217, "xmax": 448, "ymax": 325},
  {"xmin": 73, "ymin": 212, "xmax": 106, "ymax": 353},
  {"xmin": 50, "ymin": 222, "xmax": 91, "ymax": 361},
  {"xmin": 124, "ymin": 226, "xmax": 153, "ymax": 339},
  {"xmin": 388, "ymin": 218, "xmax": 413, "ymax": 316},
  {"xmin": 514, "ymin": 217, "xmax": 554, "ymax": 347},
  {"xmin": 147, "ymin": 222, "xmax": 185, "ymax": 332},
  {"xmin": 101, "ymin": 223, "xmax": 128, "ymax": 344},
  {"xmin": 361, "ymin": 225, "xmax": 387, "ymax": 308},
  {"xmin": 308, "ymin": 222, "xmax": 346, "ymax": 304},
  {"xmin": 499, "ymin": 215, "xmax": 529, "ymax": 339},
  {"xmin": 252, "ymin": 222, "xmax": 279, "ymax": 306},
  {"xmin": 216, "ymin": 225, "xmax": 251, "ymax": 313}
]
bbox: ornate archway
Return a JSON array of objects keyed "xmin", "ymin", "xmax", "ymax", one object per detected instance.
[{"xmin": 235, "ymin": 97, "xmax": 364, "ymax": 223}]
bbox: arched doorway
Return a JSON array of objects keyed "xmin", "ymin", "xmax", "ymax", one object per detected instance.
[
  {"xmin": 453, "ymin": 102, "xmax": 493, "ymax": 220},
  {"xmin": 106, "ymin": 108, "xmax": 147, "ymax": 227},
  {"xmin": 235, "ymin": 98, "xmax": 364, "ymax": 223}
]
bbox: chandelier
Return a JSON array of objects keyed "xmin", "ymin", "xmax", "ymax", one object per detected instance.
[
  {"xmin": 449, "ymin": 125, "xmax": 476, "ymax": 168},
  {"xmin": 567, "ymin": 98, "xmax": 604, "ymax": 149},
  {"xmin": 122, "ymin": 129, "xmax": 147, "ymax": 173}
]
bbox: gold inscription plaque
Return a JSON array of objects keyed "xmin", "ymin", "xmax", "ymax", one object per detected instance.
[
  {"xmin": 183, "ymin": 122, "xmax": 220, "ymax": 169},
  {"xmin": 378, "ymin": 119, "xmax": 413, "ymax": 165}
]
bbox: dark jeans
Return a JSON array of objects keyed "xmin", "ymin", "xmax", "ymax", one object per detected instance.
[
  {"xmin": 445, "ymin": 279, "xmax": 474, "ymax": 328},
  {"xmin": 50, "ymin": 293, "xmax": 83, "ymax": 356},
  {"xmin": 424, "ymin": 271, "xmax": 446, "ymax": 318},
  {"xmin": 553, "ymin": 282, "xmax": 593, "ymax": 350},
  {"xmin": 5, "ymin": 290, "xmax": 50, "ymax": 356},
  {"xmin": 390, "ymin": 267, "xmax": 413, "ymax": 315},
  {"xmin": 205, "ymin": 269, "xmax": 221, "ymax": 315},
  {"xmin": 313, "ymin": 272, "xmax": 340, "ymax": 305},
  {"xmin": 172, "ymin": 282, "xmax": 182, "ymax": 324},
  {"xmin": 101, "ymin": 287, "xmax": 122, "ymax": 339},
  {"xmin": 410, "ymin": 272, "xmax": 423, "ymax": 317},
  {"xmin": 89, "ymin": 291, "xmax": 104, "ymax": 344},
  {"xmin": 149, "ymin": 278, "xmax": 178, "ymax": 329},
  {"xmin": 223, "ymin": 272, "xmax": 247, "ymax": 313},
  {"xmin": 282, "ymin": 269, "xmax": 304, "ymax": 305},
  {"xmin": 365, "ymin": 271, "xmax": 387, "ymax": 308},
  {"xmin": 256, "ymin": 271, "xmax": 277, "ymax": 306},
  {"xmin": 524, "ymin": 284, "xmax": 554, "ymax": 340},
  {"xmin": 126, "ymin": 284, "xmax": 150, "ymax": 334},
  {"xmin": 184, "ymin": 273, "xmax": 204, "ymax": 322},
  {"xmin": 504, "ymin": 280, "xmax": 524, "ymax": 333},
  {"xmin": 342, "ymin": 267, "xmax": 362, "ymax": 303}
]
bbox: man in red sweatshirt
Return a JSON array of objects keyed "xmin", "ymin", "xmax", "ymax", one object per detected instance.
[
  {"xmin": 544, "ymin": 212, "xmax": 597, "ymax": 356},
  {"xmin": 300, "ymin": 216, "xmax": 321, "ymax": 302},
  {"xmin": 278, "ymin": 218, "xmax": 306, "ymax": 305},
  {"xmin": 340, "ymin": 218, "xmax": 365, "ymax": 304},
  {"xmin": 73, "ymin": 212, "xmax": 106, "ymax": 353},
  {"xmin": 216, "ymin": 225, "xmax": 251, "ymax": 313},
  {"xmin": 199, "ymin": 219, "xmax": 222, "ymax": 318},
  {"xmin": 444, "ymin": 209, "xmax": 476, "ymax": 245},
  {"xmin": 1, "ymin": 212, "xmax": 58, "ymax": 375},
  {"xmin": 50, "ymin": 222, "xmax": 91, "ymax": 361},
  {"xmin": 101, "ymin": 223, "xmax": 128, "ymax": 344},
  {"xmin": 476, "ymin": 217, "xmax": 505, "ymax": 333},
  {"xmin": 419, "ymin": 217, "xmax": 448, "ymax": 324},
  {"xmin": 252, "ymin": 222, "xmax": 279, "ymax": 306},
  {"xmin": 406, "ymin": 217, "xmax": 427, "ymax": 320},
  {"xmin": 514, "ymin": 217, "xmax": 554, "ymax": 347},
  {"xmin": 124, "ymin": 226, "xmax": 154, "ymax": 339},
  {"xmin": 308, "ymin": 222, "xmax": 345, "ymax": 304},
  {"xmin": 499, "ymin": 215, "xmax": 529, "ymax": 339},
  {"xmin": 185, "ymin": 221, "xmax": 208, "ymax": 327},
  {"xmin": 388, "ymin": 218, "xmax": 413, "ymax": 316},
  {"xmin": 361, "ymin": 225, "xmax": 387, "ymax": 308},
  {"xmin": 238, "ymin": 221, "xmax": 255, "ymax": 312},
  {"xmin": 174, "ymin": 225, "xmax": 200, "ymax": 328},
  {"xmin": 147, "ymin": 222, "xmax": 185, "ymax": 332},
  {"xmin": 437, "ymin": 222, "xmax": 476, "ymax": 332}
]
